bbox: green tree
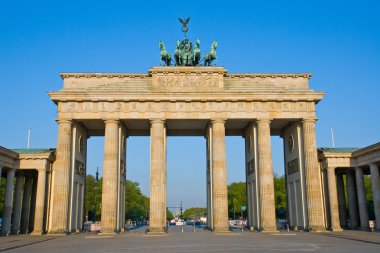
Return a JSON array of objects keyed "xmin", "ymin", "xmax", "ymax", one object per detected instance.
[
  {"xmin": 182, "ymin": 207, "xmax": 207, "ymax": 220},
  {"xmin": 85, "ymin": 175, "xmax": 102, "ymax": 221},
  {"xmin": 167, "ymin": 210, "xmax": 174, "ymax": 220},
  {"xmin": 227, "ymin": 182, "xmax": 247, "ymax": 219},
  {"xmin": 125, "ymin": 180, "xmax": 149, "ymax": 221},
  {"xmin": 364, "ymin": 175, "xmax": 375, "ymax": 220},
  {"xmin": 274, "ymin": 174, "xmax": 286, "ymax": 219},
  {"xmin": 0, "ymin": 177, "xmax": 6, "ymax": 218}
]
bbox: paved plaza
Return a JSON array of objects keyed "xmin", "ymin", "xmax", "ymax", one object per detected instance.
[{"xmin": 0, "ymin": 226, "xmax": 379, "ymax": 253}]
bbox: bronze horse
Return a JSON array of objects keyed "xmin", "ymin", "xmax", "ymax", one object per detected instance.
[{"xmin": 159, "ymin": 41, "xmax": 172, "ymax": 66}]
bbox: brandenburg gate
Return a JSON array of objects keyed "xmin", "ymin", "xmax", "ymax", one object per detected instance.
[
  {"xmin": 0, "ymin": 20, "xmax": 379, "ymax": 237},
  {"xmin": 48, "ymin": 64, "xmax": 326, "ymax": 234}
]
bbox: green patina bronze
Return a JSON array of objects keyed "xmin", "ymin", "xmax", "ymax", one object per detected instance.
[
  {"xmin": 158, "ymin": 18, "xmax": 218, "ymax": 67},
  {"xmin": 159, "ymin": 41, "xmax": 172, "ymax": 66},
  {"xmin": 204, "ymin": 40, "xmax": 218, "ymax": 66}
]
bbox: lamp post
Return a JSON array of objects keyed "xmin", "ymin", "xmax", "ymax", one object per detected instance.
[
  {"xmin": 241, "ymin": 205, "xmax": 246, "ymax": 232},
  {"xmin": 94, "ymin": 167, "xmax": 99, "ymax": 223}
]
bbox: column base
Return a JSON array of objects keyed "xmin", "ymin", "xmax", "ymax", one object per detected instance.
[
  {"xmin": 330, "ymin": 226, "xmax": 343, "ymax": 232},
  {"xmin": 148, "ymin": 227, "xmax": 166, "ymax": 233},
  {"xmin": 31, "ymin": 231, "xmax": 44, "ymax": 236},
  {"xmin": 359, "ymin": 226, "xmax": 371, "ymax": 232},
  {"xmin": 98, "ymin": 232, "xmax": 118, "ymax": 236},
  {"xmin": 11, "ymin": 230, "xmax": 20, "ymax": 235},
  {"xmin": 69, "ymin": 229, "xmax": 81, "ymax": 234},
  {"xmin": 213, "ymin": 227, "xmax": 230, "ymax": 233},
  {"xmin": 307, "ymin": 226, "xmax": 327, "ymax": 232},
  {"xmin": 47, "ymin": 229, "xmax": 69, "ymax": 235},
  {"xmin": 0, "ymin": 231, "xmax": 10, "ymax": 236},
  {"xmin": 146, "ymin": 231, "xmax": 167, "ymax": 236},
  {"xmin": 99, "ymin": 229, "xmax": 119, "ymax": 235},
  {"xmin": 259, "ymin": 227, "xmax": 278, "ymax": 233}
]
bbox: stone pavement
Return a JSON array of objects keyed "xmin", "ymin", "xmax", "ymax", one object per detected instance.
[{"xmin": 0, "ymin": 226, "xmax": 379, "ymax": 253}]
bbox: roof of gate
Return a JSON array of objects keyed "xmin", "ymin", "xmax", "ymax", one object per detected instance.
[
  {"xmin": 11, "ymin": 148, "xmax": 56, "ymax": 154},
  {"xmin": 318, "ymin": 148, "xmax": 360, "ymax": 153}
]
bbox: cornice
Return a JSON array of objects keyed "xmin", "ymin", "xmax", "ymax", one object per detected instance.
[
  {"xmin": 18, "ymin": 153, "xmax": 56, "ymax": 162},
  {"xmin": 226, "ymin": 73, "xmax": 312, "ymax": 79},
  {"xmin": 60, "ymin": 73, "xmax": 150, "ymax": 79},
  {"xmin": 59, "ymin": 72, "xmax": 312, "ymax": 79},
  {"xmin": 352, "ymin": 142, "xmax": 380, "ymax": 157},
  {"xmin": 0, "ymin": 146, "xmax": 19, "ymax": 160}
]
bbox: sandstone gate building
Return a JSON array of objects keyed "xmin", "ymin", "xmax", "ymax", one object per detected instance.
[{"xmin": 1, "ymin": 66, "xmax": 379, "ymax": 235}]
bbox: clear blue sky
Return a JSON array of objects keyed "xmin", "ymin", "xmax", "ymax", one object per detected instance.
[{"xmin": 1, "ymin": 1, "xmax": 379, "ymax": 210}]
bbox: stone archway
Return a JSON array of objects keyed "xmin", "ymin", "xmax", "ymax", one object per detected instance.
[{"xmin": 47, "ymin": 66, "xmax": 326, "ymax": 234}]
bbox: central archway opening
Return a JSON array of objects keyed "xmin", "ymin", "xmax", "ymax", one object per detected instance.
[{"xmin": 166, "ymin": 136, "xmax": 206, "ymax": 232}]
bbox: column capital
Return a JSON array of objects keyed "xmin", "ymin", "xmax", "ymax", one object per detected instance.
[
  {"xmin": 56, "ymin": 119, "xmax": 72, "ymax": 124},
  {"xmin": 15, "ymin": 171, "xmax": 24, "ymax": 177},
  {"xmin": 210, "ymin": 118, "xmax": 226, "ymax": 124},
  {"xmin": 7, "ymin": 168, "xmax": 16, "ymax": 175},
  {"xmin": 369, "ymin": 163, "xmax": 378, "ymax": 169},
  {"xmin": 103, "ymin": 119, "xmax": 119, "ymax": 124},
  {"xmin": 302, "ymin": 118, "xmax": 318, "ymax": 124},
  {"xmin": 149, "ymin": 118, "xmax": 166, "ymax": 125},
  {"xmin": 256, "ymin": 118, "xmax": 272, "ymax": 124},
  {"xmin": 355, "ymin": 166, "xmax": 363, "ymax": 171}
]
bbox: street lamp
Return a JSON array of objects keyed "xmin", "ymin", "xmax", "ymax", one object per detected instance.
[{"xmin": 94, "ymin": 167, "xmax": 99, "ymax": 222}]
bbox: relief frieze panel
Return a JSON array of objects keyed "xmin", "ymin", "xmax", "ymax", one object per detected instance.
[
  {"xmin": 59, "ymin": 101, "xmax": 316, "ymax": 114},
  {"xmin": 154, "ymin": 74, "xmax": 221, "ymax": 89}
]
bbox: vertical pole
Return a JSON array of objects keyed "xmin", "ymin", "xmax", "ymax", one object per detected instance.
[{"xmin": 27, "ymin": 128, "xmax": 31, "ymax": 149}]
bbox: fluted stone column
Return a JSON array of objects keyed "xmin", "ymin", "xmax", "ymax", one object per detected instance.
[
  {"xmin": 346, "ymin": 171, "xmax": 359, "ymax": 229},
  {"xmin": 211, "ymin": 119, "xmax": 229, "ymax": 232},
  {"xmin": 355, "ymin": 167, "xmax": 370, "ymax": 231},
  {"xmin": 1, "ymin": 169, "xmax": 16, "ymax": 235},
  {"xmin": 149, "ymin": 119, "xmax": 167, "ymax": 233},
  {"xmin": 336, "ymin": 173, "xmax": 347, "ymax": 228},
  {"xmin": 20, "ymin": 176, "xmax": 33, "ymax": 234},
  {"xmin": 49, "ymin": 119, "xmax": 72, "ymax": 234},
  {"xmin": 11, "ymin": 174, "xmax": 24, "ymax": 234},
  {"xmin": 370, "ymin": 163, "xmax": 380, "ymax": 231},
  {"xmin": 302, "ymin": 119, "xmax": 326, "ymax": 231},
  {"xmin": 326, "ymin": 167, "xmax": 342, "ymax": 231},
  {"xmin": 257, "ymin": 119, "xmax": 277, "ymax": 232},
  {"xmin": 29, "ymin": 174, "xmax": 37, "ymax": 232},
  {"xmin": 32, "ymin": 169, "xmax": 47, "ymax": 235},
  {"xmin": 101, "ymin": 119, "xmax": 120, "ymax": 234}
]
